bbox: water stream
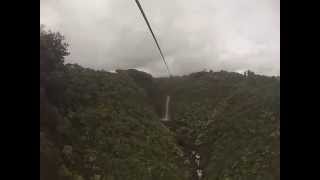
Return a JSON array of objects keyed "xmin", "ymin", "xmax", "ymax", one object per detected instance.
[{"xmin": 161, "ymin": 96, "xmax": 170, "ymax": 121}]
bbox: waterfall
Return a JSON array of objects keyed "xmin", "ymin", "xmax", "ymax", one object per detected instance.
[
  {"xmin": 162, "ymin": 96, "xmax": 170, "ymax": 121},
  {"xmin": 192, "ymin": 151, "xmax": 203, "ymax": 180}
]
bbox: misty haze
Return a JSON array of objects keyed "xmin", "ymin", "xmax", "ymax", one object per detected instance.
[
  {"xmin": 41, "ymin": 0, "xmax": 279, "ymax": 77},
  {"xmin": 40, "ymin": 0, "xmax": 280, "ymax": 180}
]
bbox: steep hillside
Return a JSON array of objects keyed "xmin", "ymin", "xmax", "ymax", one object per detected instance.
[
  {"xmin": 40, "ymin": 64, "xmax": 192, "ymax": 180},
  {"xmin": 40, "ymin": 27, "xmax": 280, "ymax": 180},
  {"xmin": 40, "ymin": 28, "xmax": 191, "ymax": 180},
  {"xmin": 155, "ymin": 71, "xmax": 280, "ymax": 180}
]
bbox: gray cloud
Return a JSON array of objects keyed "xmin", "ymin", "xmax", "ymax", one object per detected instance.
[{"xmin": 40, "ymin": 0, "xmax": 279, "ymax": 77}]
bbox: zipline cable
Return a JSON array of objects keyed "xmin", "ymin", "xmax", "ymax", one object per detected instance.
[{"xmin": 134, "ymin": 0, "xmax": 172, "ymax": 77}]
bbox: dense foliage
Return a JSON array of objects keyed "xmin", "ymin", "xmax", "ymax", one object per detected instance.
[
  {"xmin": 40, "ymin": 27, "xmax": 279, "ymax": 180},
  {"xmin": 40, "ymin": 27, "xmax": 189, "ymax": 180},
  {"xmin": 156, "ymin": 71, "xmax": 280, "ymax": 180}
]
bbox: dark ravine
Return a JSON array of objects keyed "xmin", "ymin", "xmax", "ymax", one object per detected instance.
[{"xmin": 160, "ymin": 97, "xmax": 204, "ymax": 179}]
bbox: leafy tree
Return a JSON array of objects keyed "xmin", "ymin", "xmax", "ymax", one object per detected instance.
[
  {"xmin": 40, "ymin": 25, "xmax": 69, "ymax": 106},
  {"xmin": 40, "ymin": 25, "xmax": 69, "ymax": 76}
]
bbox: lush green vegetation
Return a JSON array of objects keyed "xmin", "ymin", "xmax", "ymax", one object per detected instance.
[
  {"xmin": 156, "ymin": 71, "xmax": 280, "ymax": 180},
  {"xmin": 40, "ymin": 27, "xmax": 190, "ymax": 180},
  {"xmin": 40, "ymin": 27, "xmax": 279, "ymax": 180}
]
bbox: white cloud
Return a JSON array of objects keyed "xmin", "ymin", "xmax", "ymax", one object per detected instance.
[{"xmin": 40, "ymin": 0, "xmax": 280, "ymax": 77}]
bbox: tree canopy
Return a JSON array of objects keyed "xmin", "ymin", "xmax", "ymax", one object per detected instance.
[{"xmin": 40, "ymin": 28, "xmax": 279, "ymax": 180}]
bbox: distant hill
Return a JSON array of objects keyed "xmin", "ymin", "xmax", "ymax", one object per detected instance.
[{"xmin": 40, "ymin": 27, "xmax": 279, "ymax": 180}]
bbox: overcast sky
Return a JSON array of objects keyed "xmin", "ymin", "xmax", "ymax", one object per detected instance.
[{"xmin": 40, "ymin": 0, "xmax": 279, "ymax": 77}]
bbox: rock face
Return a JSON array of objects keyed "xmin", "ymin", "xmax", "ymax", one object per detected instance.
[
  {"xmin": 196, "ymin": 169, "xmax": 203, "ymax": 179},
  {"xmin": 62, "ymin": 145, "xmax": 72, "ymax": 156},
  {"xmin": 189, "ymin": 150, "xmax": 204, "ymax": 179}
]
